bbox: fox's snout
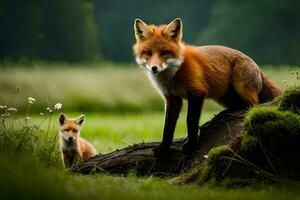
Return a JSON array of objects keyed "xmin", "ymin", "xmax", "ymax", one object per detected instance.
[
  {"xmin": 137, "ymin": 57, "xmax": 183, "ymax": 74},
  {"xmin": 147, "ymin": 52, "xmax": 163, "ymax": 73},
  {"xmin": 136, "ymin": 53, "xmax": 165, "ymax": 73},
  {"xmin": 151, "ymin": 66, "xmax": 158, "ymax": 73},
  {"xmin": 60, "ymin": 131, "xmax": 78, "ymax": 143},
  {"xmin": 136, "ymin": 56, "xmax": 183, "ymax": 74}
]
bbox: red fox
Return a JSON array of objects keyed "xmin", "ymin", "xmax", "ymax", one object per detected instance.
[
  {"xmin": 59, "ymin": 113, "xmax": 97, "ymax": 169},
  {"xmin": 133, "ymin": 18, "xmax": 283, "ymax": 157}
]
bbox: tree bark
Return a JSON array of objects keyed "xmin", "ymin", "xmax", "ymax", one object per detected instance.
[{"xmin": 71, "ymin": 109, "xmax": 246, "ymax": 176}]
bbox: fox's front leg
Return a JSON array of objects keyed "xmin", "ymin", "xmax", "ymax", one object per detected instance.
[
  {"xmin": 62, "ymin": 153, "xmax": 71, "ymax": 169},
  {"xmin": 62, "ymin": 150, "xmax": 74, "ymax": 169},
  {"xmin": 154, "ymin": 95, "xmax": 182, "ymax": 158},
  {"xmin": 62, "ymin": 149, "xmax": 77, "ymax": 169},
  {"xmin": 182, "ymin": 95, "xmax": 204, "ymax": 154}
]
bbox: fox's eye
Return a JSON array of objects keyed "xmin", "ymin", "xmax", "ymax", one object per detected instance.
[
  {"xmin": 64, "ymin": 129, "xmax": 69, "ymax": 132},
  {"xmin": 143, "ymin": 50, "xmax": 152, "ymax": 56},
  {"xmin": 73, "ymin": 129, "xmax": 77, "ymax": 133},
  {"xmin": 161, "ymin": 50, "xmax": 173, "ymax": 57}
]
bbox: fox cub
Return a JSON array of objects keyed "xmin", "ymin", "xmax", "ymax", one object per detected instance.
[
  {"xmin": 133, "ymin": 18, "xmax": 283, "ymax": 157},
  {"xmin": 59, "ymin": 113, "xmax": 97, "ymax": 169}
]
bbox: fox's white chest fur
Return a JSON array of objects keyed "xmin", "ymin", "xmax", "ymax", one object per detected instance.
[{"xmin": 146, "ymin": 67, "xmax": 187, "ymax": 99}]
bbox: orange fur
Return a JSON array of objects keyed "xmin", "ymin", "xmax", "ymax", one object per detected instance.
[{"xmin": 133, "ymin": 18, "xmax": 283, "ymax": 156}]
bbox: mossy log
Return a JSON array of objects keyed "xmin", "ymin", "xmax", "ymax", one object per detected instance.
[{"xmin": 71, "ymin": 109, "xmax": 246, "ymax": 176}]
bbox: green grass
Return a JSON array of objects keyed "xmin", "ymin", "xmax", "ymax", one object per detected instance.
[
  {"xmin": 2, "ymin": 155, "xmax": 300, "ymax": 200},
  {"xmin": 1, "ymin": 63, "xmax": 297, "ymax": 114},
  {"xmin": 0, "ymin": 64, "xmax": 299, "ymax": 199},
  {"xmin": 0, "ymin": 64, "xmax": 163, "ymax": 113}
]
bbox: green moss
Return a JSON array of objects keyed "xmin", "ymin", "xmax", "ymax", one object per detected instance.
[
  {"xmin": 198, "ymin": 145, "xmax": 233, "ymax": 184},
  {"xmin": 237, "ymin": 103, "xmax": 300, "ymax": 180},
  {"xmin": 240, "ymin": 134, "xmax": 259, "ymax": 154},
  {"xmin": 272, "ymin": 96, "xmax": 283, "ymax": 104},
  {"xmin": 244, "ymin": 107, "xmax": 300, "ymax": 138},
  {"xmin": 195, "ymin": 88, "xmax": 300, "ymax": 185},
  {"xmin": 279, "ymin": 86, "xmax": 300, "ymax": 114}
]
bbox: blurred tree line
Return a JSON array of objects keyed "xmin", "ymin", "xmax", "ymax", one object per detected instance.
[
  {"xmin": 0, "ymin": 0, "xmax": 299, "ymax": 64},
  {"xmin": 92, "ymin": 0, "xmax": 214, "ymax": 62},
  {"xmin": 0, "ymin": 0, "xmax": 99, "ymax": 62},
  {"xmin": 198, "ymin": 0, "xmax": 300, "ymax": 65}
]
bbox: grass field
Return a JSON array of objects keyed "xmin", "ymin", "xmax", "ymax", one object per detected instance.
[
  {"xmin": 0, "ymin": 63, "xmax": 297, "ymax": 113},
  {"xmin": 0, "ymin": 63, "xmax": 299, "ymax": 200},
  {"xmin": 2, "ymin": 112, "xmax": 300, "ymax": 200}
]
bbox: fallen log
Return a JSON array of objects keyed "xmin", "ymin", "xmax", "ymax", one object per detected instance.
[{"xmin": 71, "ymin": 109, "xmax": 246, "ymax": 176}]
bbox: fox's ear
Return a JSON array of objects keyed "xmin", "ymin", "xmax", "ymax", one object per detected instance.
[
  {"xmin": 75, "ymin": 115, "xmax": 85, "ymax": 126},
  {"xmin": 164, "ymin": 18, "xmax": 183, "ymax": 41},
  {"xmin": 59, "ymin": 113, "xmax": 66, "ymax": 126},
  {"xmin": 134, "ymin": 19, "xmax": 152, "ymax": 41}
]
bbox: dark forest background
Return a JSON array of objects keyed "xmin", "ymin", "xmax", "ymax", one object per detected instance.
[{"xmin": 0, "ymin": 0, "xmax": 299, "ymax": 65}]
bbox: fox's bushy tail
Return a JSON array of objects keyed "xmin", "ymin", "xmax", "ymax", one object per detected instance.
[{"xmin": 259, "ymin": 71, "xmax": 283, "ymax": 103}]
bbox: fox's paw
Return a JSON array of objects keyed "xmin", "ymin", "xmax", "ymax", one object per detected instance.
[
  {"xmin": 182, "ymin": 140, "xmax": 197, "ymax": 155},
  {"xmin": 153, "ymin": 144, "xmax": 172, "ymax": 159}
]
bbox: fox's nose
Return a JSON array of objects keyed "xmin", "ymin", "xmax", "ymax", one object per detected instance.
[
  {"xmin": 151, "ymin": 66, "xmax": 158, "ymax": 73},
  {"xmin": 68, "ymin": 137, "xmax": 73, "ymax": 142}
]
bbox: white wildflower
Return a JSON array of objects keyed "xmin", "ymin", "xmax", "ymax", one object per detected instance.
[
  {"xmin": 28, "ymin": 100, "xmax": 34, "ymax": 104},
  {"xmin": 54, "ymin": 103, "xmax": 62, "ymax": 110},
  {"xmin": 7, "ymin": 107, "xmax": 17, "ymax": 112},
  {"xmin": 46, "ymin": 107, "xmax": 53, "ymax": 113},
  {"xmin": 40, "ymin": 112, "xmax": 44, "ymax": 116},
  {"xmin": 1, "ymin": 113, "xmax": 9, "ymax": 117},
  {"xmin": 25, "ymin": 117, "xmax": 31, "ymax": 120},
  {"xmin": 28, "ymin": 97, "xmax": 36, "ymax": 102},
  {"xmin": 203, "ymin": 155, "xmax": 208, "ymax": 159},
  {"xmin": 0, "ymin": 105, "xmax": 7, "ymax": 109}
]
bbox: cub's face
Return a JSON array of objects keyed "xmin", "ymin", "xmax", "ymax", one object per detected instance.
[{"xmin": 59, "ymin": 114, "xmax": 84, "ymax": 143}]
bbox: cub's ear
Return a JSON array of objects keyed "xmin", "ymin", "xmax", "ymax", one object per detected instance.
[
  {"xmin": 59, "ymin": 113, "xmax": 66, "ymax": 126},
  {"xmin": 164, "ymin": 18, "xmax": 183, "ymax": 41},
  {"xmin": 75, "ymin": 115, "xmax": 85, "ymax": 126},
  {"xmin": 134, "ymin": 19, "xmax": 152, "ymax": 41}
]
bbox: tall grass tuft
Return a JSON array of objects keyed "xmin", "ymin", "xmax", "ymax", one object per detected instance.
[{"xmin": 0, "ymin": 98, "xmax": 62, "ymax": 167}]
